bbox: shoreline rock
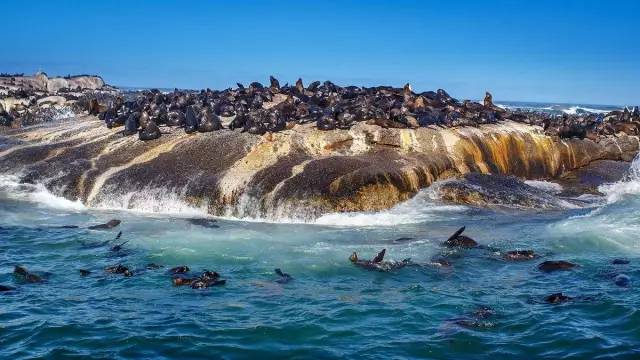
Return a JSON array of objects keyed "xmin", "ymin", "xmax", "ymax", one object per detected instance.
[{"xmin": 0, "ymin": 116, "xmax": 637, "ymax": 220}]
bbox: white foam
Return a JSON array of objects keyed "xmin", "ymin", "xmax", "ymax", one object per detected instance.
[
  {"xmin": 562, "ymin": 106, "xmax": 610, "ymax": 115},
  {"xmin": 0, "ymin": 174, "xmax": 86, "ymax": 211},
  {"xmin": 524, "ymin": 180, "xmax": 563, "ymax": 194},
  {"xmin": 598, "ymin": 153, "xmax": 640, "ymax": 204},
  {"xmin": 91, "ymin": 185, "xmax": 209, "ymax": 217},
  {"xmin": 313, "ymin": 191, "xmax": 467, "ymax": 227}
]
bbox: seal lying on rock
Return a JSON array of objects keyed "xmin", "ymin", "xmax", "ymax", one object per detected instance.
[
  {"xmin": 538, "ymin": 260, "xmax": 577, "ymax": 272},
  {"xmin": 349, "ymin": 249, "xmax": 411, "ymax": 272},
  {"xmin": 139, "ymin": 120, "xmax": 161, "ymax": 141},
  {"xmin": 88, "ymin": 219, "xmax": 121, "ymax": 230}
]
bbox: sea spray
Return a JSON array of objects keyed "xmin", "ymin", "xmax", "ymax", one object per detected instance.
[
  {"xmin": 0, "ymin": 174, "xmax": 86, "ymax": 211},
  {"xmin": 599, "ymin": 153, "xmax": 640, "ymax": 203}
]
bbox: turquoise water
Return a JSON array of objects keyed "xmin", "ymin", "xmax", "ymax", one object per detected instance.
[{"xmin": 1, "ymin": 171, "xmax": 640, "ymax": 359}]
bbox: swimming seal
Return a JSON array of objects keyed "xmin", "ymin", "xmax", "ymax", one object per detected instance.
[
  {"xmin": 13, "ymin": 266, "xmax": 43, "ymax": 283},
  {"xmin": 350, "ymin": 249, "xmax": 411, "ymax": 272},
  {"xmin": 169, "ymin": 265, "xmax": 190, "ymax": 274},
  {"xmin": 538, "ymin": 260, "xmax": 576, "ymax": 272},
  {"xmin": 544, "ymin": 292, "xmax": 572, "ymax": 304},
  {"xmin": 187, "ymin": 218, "xmax": 219, "ymax": 229},
  {"xmin": 612, "ymin": 259, "xmax": 630, "ymax": 265},
  {"xmin": 105, "ymin": 264, "xmax": 133, "ymax": 277},
  {"xmin": 79, "ymin": 269, "xmax": 91, "ymax": 276},
  {"xmin": 444, "ymin": 226, "xmax": 478, "ymax": 248},
  {"xmin": 615, "ymin": 274, "xmax": 631, "ymax": 287},
  {"xmin": 0, "ymin": 284, "xmax": 16, "ymax": 292},
  {"xmin": 503, "ymin": 250, "xmax": 537, "ymax": 261},
  {"xmin": 88, "ymin": 219, "xmax": 121, "ymax": 230},
  {"xmin": 274, "ymin": 268, "xmax": 293, "ymax": 283}
]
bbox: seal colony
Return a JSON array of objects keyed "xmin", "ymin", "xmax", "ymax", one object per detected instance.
[
  {"xmin": 2, "ymin": 73, "xmax": 639, "ymax": 141},
  {"xmin": 91, "ymin": 77, "xmax": 640, "ymax": 141}
]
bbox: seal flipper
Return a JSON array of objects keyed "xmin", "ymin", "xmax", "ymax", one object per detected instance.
[
  {"xmin": 115, "ymin": 231, "xmax": 122, "ymax": 240},
  {"xmin": 447, "ymin": 226, "xmax": 466, "ymax": 242},
  {"xmin": 372, "ymin": 249, "xmax": 386, "ymax": 263}
]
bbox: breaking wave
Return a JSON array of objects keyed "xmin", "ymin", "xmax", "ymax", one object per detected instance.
[
  {"xmin": 90, "ymin": 185, "xmax": 209, "ymax": 217},
  {"xmin": 599, "ymin": 153, "xmax": 640, "ymax": 204},
  {"xmin": 0, "ymin": 174, "xmax": 85, "ymax": 211}
]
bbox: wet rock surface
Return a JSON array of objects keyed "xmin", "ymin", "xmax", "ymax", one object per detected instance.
[{"xmin": 1, "ymin": 74, "xmax": 639, "ymax": 219}]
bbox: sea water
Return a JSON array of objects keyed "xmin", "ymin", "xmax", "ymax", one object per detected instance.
[{"xmin": 1, "ymin": 158, "xmax": 639, "ymax": 359}]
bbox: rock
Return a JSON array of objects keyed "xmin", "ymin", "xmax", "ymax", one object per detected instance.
[{"xmin": 432, "ymin": 173, "xmax": 565, "ymax": 209}]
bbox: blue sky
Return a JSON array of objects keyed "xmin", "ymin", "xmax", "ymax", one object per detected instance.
[{"xmin": 2, "ymin": 0, "xmax": 639, "ymax": 105}]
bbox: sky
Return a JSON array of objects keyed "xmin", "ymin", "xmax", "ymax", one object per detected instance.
[{"xmin": 2, "ymin": 0, "xmax": 639, "ymax": 105}]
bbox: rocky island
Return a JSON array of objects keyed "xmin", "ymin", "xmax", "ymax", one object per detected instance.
[{"xmin": 1, "ymin": 72, "xmax": 638, "ymax": 220}]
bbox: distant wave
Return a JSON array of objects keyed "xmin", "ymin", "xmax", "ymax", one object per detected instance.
[{"xmin": 495, "ymin": 101, "xmax": 620, "ymax": 115}]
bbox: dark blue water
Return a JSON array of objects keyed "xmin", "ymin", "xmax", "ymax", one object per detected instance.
[{"xmin": 1, "ymin": 171, "xmax": 640, "ymax": 359}]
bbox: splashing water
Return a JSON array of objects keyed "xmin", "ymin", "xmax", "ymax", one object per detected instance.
[{"xmin": 599, "ymin": 153, "xmax": 640, "ymax": 204}]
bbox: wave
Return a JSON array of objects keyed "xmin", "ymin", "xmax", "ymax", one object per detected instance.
[
  {"xmin": 0, "ymin": 174, "xmax": 86, "ymax": 211},
  {"xmin": 90, "ymin": 185, "xmax": 209, "ymax": 217},
  {"xmin": 561, "ymin": 106, "xmax": 610, "ymax": 115},
  {"xmin": 599, "ymin": 153, "xmax": 640, "ymax": 204},
  {"xmin": 313, "ymin": 193, "xmax": 467, "ymax": 227},
  {"xmin": 495, "ymin": 102, "xmax": 619, "ymax": 115}
]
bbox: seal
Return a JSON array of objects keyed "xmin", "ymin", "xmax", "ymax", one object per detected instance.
[
  {"xmin": 185, "ymin": 105, "xmax": 199, "ymax": 133},
  {"xmin": 349, "ymin": 249, "xmax": 411, "ymax": 272},
  {"xmin": 0, "ymin": 284, "xmax": 16, "ymax": 292},
  {"xmin": 169, "ymin": 265, "xmax": 190, "ymax": 274},
  {"xmin": 503, "ymin": 250, "xmax": 537, "ymax": 261},
  {"xmin": 614, "ymin": 274, "xmax": 631, "ymax": 287},
  {"xmin": 537, "ymin": 260, "xmax": 576, "ymax": 272},
  {"xmin": 274, "ymin": 268, "xmax": 293, "ymax": 284},
  {"xmin": 79, "ymin": 269, "xmax": 91, "ymax": 276},
  {"xmin": 483, "ymin": 91, "xmax": 493, "ymax": 108},
  {"xmin": 444, "ymin": 226, "xmax": 478, "ymax": 248},
  {"xmin": 197, "ymin": 106, "xmax": 222, "ymax": 132},
  {"xmin": 269, "ymin": 75, "xmax": 280, "ymax": 90},
  {"xmin": 138, "ymin": 121, "xmax": 161, "ymax": 141},
  {"xmin": 105, "ymin": 264, "xmax": 133, "ymax": 277},
  {"xmin": 544, "ymin": 292, "xmax": 572, "ymax": 304},
  {"xmin": 88, "ymin": 219, "xmax": 121, "ymax": 230},
  {"xmin": 13, "ymin": 266, "xmax": 43, "ymax": 283},
  {"xmin": 187, "ymin": 218, "xmax": 219, "ymax": 229},
  {"xmin": 123, "ymin": 112, "xmax": 139, "ymax": 136},
  {"xmin": 612, "ymin": 259, "xmax": 630, "ymax": 265}
]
